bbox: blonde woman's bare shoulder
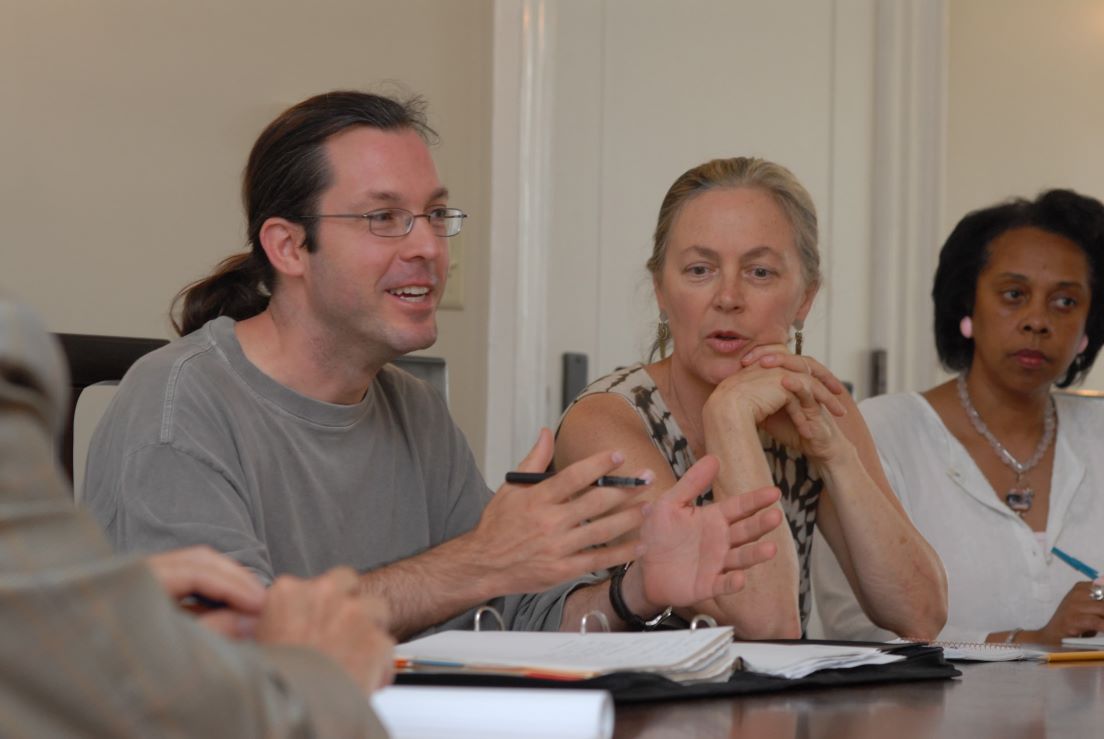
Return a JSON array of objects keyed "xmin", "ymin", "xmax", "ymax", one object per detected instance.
[{"xmin": 555, "ymin": 392, "xmax": 656, "ymax": 470}]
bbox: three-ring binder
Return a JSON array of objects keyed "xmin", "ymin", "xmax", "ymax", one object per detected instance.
[{"xmin": 471, "ymin": 604, "xmax": 719, "ymax": 634}]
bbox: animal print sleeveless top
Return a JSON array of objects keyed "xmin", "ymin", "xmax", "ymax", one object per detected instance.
[{"xmin": 567, "ymin": 364, "xmax": 823, "ymax": 630}]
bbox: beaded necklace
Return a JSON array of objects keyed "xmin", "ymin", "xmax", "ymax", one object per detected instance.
[{"xmin": 955, "ymin": 374, "xmax": 1055, "ymax": 515}]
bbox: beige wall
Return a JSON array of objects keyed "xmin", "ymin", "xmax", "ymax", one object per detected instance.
[
  {"xmin": 11, "ymin": 0, "xmax": 1104, "ymax": 475},
  {"xmin": 1, "ymin": 0, "xmax": 493, "ymax": 462},
  {"xmin": 947, "ymin": 0, "xmax": 1104, "ymax": 389}
]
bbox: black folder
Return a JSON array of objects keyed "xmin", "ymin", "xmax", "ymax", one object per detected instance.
[{"xmin": 395, "ymin": 642, "xmax": 959, "ymax": 704}]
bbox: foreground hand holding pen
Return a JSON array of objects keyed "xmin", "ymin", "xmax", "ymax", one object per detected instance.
[
  {"xmin": 257, "ymin": 568, "xmax": 396, "ymax": 692},
  {"xmin": 150, "ymin": 547, "xmax": 396, "ymax": 691},
  {"xmin": 148, "ymin": 546, "xmax": 266, "ymax": 638}
]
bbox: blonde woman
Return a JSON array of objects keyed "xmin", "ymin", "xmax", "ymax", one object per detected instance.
[{"xmin": 556, "ymin": 157, "xmax": 946, "ymax": 638}]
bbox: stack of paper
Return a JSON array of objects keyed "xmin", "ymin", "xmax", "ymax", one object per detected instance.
[
  {"xmin": 731, "ymin": 642, "xmax": 903, "ymax": 678},
  {"xmin": 396, "ymin": 627, "xmax": 910, "ymax": 684},
  {"xmin": 372, "ymin": 686, "xmax": 613, "ymax": 739},
  {"xmin": 395, "ymin": 626, "xmax": 736, "ymax": 683}
]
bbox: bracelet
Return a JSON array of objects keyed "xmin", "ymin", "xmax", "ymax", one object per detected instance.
[
  {"xmin": 608, "ymin": 561, "xmax": 673, "ymax": 631},
  {"xmin": 1005, "ymin": 628, "xmax": 1023, "ymax": 644}
]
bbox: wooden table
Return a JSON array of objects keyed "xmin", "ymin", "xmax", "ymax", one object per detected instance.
[{"xmin": 614, "ymin": 660, "xmax": 1104, "ymax": 738}]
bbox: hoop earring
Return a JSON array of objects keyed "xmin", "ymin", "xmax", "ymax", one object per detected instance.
[{"xmin": 793, "ymin": 319, "xmax": 804, "ymax": 356}]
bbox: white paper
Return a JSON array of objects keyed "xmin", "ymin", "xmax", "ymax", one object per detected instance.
[
  {"xmin": 1061, "ymin": 635, "xmax": 1104, "ymax": 649},
  {"xmin": 395, "ymin": 627, "xmax": 733, "ymax": 679},
  {"xmin": 731, "ymin": 642, "xmax": 903, "ymax": 679},
  {"xmin": 371, "ymin": 686, "xmax": 613, "ymax": 739}
]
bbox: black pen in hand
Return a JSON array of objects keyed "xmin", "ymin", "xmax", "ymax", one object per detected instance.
[
  {"xmin": 179, "ymin": 593, "xmax": 228, "ymax": 612},
  {"xmin": 505, "ymin": 472, "xmax": 650, "ymax": 487}
]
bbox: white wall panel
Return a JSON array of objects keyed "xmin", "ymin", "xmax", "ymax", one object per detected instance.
[{"xmin": 946, "ymin": 0, "xmax": 1104, "ymax": 390}]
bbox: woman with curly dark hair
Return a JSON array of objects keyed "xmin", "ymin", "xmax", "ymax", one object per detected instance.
[{"xmin": 816, "ymin": 189, "xmax": 1104, "ymax": 645}]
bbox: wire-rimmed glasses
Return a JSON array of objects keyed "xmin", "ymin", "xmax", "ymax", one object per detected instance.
[{"xmin": 299, "ymin": 207, "xmax": 467, "ymax": 237}]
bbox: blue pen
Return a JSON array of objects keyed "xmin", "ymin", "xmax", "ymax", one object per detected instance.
[{"xmin": 1050, "ymin": 546, "xmax": 1100, "ymax": 580}]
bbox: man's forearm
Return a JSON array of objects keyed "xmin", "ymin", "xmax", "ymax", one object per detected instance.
[{"xmin": 358, "ymin": 531, "xmax": 500, "ymax": 640}]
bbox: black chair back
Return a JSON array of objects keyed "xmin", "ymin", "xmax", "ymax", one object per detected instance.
[{"xmin": 53, "ymin": 333, "xmax": 168, "ymax": 482}]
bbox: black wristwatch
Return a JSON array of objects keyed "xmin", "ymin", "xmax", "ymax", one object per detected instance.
[{"xmin": 608, "ymin": 561, "xmax": 673, "ymax": 630}]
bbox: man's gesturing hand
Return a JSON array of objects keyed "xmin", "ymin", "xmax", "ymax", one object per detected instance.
[
  {"xmin": 636, "ymin": 455, "xmax": 782, "ymax": 607},
  {"xmin": 465, "ymin": 428, "xmax": 650, "ymax": 596}
]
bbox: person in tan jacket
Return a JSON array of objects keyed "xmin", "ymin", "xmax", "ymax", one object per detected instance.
[{"xmin": 0, "ymin": 297, "xmax": 393, "ymax": 737}]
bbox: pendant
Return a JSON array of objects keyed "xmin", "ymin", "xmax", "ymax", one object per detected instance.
[{"xmin": 1005, "ymin": 486, "xmax": 1034, "ymax": 514}]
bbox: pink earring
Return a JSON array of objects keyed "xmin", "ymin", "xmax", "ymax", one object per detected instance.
[
  {"xmin": 1078, "ymin": 335, "xmax": 1089, "ymax": 355},
  {"xmin": 959, "ymin": 316, "xmax": 973, "ymax": 339}
]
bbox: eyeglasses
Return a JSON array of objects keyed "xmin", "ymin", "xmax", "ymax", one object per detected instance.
[{"xmin": 299, "ymin": 207, "xmax": 467, "ymax": 238}]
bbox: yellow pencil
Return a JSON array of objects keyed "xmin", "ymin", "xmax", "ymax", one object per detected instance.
[{"xmin": 1046, "ymin": 651, "xmax": 1104, "ymax": 663}]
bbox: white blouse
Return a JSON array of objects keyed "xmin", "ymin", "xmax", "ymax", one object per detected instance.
[{"xmin": 812, "ymin": 391, "xmax": 1104, "ymax": 643}]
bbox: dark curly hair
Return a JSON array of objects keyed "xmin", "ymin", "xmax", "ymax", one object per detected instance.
[{"xmin": 931, "ymin": 188, "xmax": 1104, "ymax": 388}]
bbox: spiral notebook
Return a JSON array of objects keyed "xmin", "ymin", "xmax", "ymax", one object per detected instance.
[
  {"xmin": 931, "ymin": 639, "xmax": 1104, "ymax": 662},
  {"xmin": 933, "ymin": 641, "xmax": 1047, "ymax": 662}
]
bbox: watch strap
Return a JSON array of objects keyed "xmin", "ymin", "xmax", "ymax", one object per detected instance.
[{"xmin": 608, "ymin": 561, "xmax": 673, "ymax": 630}]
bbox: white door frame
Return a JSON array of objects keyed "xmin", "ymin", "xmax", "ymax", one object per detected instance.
[
  {"xmin": 485, "ymin": 0, "xmax": 556, "ymax": 480},
  {"xmin": 869, "ymin": 0, "xmax": 949, "ymax": 394}
]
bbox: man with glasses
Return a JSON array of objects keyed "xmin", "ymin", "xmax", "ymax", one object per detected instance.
[{"xmin": 82, "ymin": 91, "xmax": 782, "ymax": 639}]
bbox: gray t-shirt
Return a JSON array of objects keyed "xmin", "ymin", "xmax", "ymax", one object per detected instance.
[{"xmin": 82, "ymin": 316, "xmax": 574, "ymax": 633}]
